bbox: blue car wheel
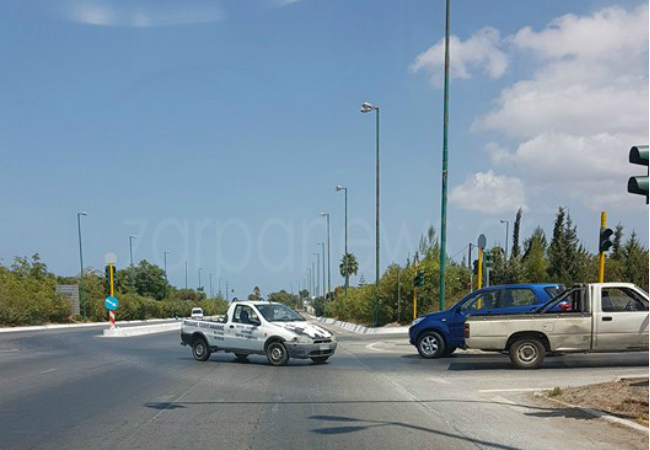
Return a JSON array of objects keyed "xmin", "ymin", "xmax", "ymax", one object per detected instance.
[{"xmin": 416, "ymin": 331, "xmax": 446, "ymax": 359}]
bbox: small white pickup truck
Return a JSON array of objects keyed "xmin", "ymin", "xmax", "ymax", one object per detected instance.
[
  {"xmin": 465, "ymin": 283, "xmax": 649, "ymax": 369},
  {"xmin": 181, "ymin": 301, "xmax": 337, "ymax": 366}
]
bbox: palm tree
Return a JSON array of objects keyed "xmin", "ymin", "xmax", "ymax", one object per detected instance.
[{"xmin": 339, "ymin": 252, "xmax": 359, "ymax": 278}]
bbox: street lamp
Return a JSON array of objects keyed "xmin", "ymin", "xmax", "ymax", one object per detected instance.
[
  {"xmin": 77, "ymin": 211, "xmax": 88, "ymax": 321},
  {"xmin": 320, "ymin": 212, "xmax": 331, "ymax": 298},
  {"xmin": 500, "ymin": 219, "xmax": 510, "ymax": 260},
  {"xmin": 361, "ymin": 101, "xmax": 380, "ymax": 327},
  {"xmin": 335, "ymin": 184, "xmax": 348, "ymax": 297},
  {"xmin": 129, "ymin": 235, "xmax": 137, "ymax": 266},
  {"xmin": 163, "ymin": 251, "xmax": 171, "ymax": 279},
  {"xmin": 318, "ymin": 242, "xmax": 325, "ymax": 298}
]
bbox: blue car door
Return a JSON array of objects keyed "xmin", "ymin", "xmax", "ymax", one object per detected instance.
[{"xmin": 448, "ymin": 289, "xmax": 501, "ymax": 345}]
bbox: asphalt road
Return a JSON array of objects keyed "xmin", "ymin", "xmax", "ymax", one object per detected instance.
[{"xmin": 0, "ymin": 323, "xmax": 647, "ymax": 450}]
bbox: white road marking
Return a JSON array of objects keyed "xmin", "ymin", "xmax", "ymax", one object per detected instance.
[
  {"xmin": 428, "ymin": 377, "xmax": 452, "ymax": 385},
  {"xmin": 40, "ymin": 368, "xmax": 57, "ymax": 374},
  {"xmin": 366, "ymin": 342, "xmax": 389, "ymax": 352},
  {"xmin": 0, "ymin": 349, "xmax": 20, "ymax": 353}
]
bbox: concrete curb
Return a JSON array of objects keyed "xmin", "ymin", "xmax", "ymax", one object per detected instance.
[
  {"xmin": 102, "ymin": 322, "xmax": 182, "ymax": 337},
  {"xmin": 543, "ymin": 395, "xmax": 648, "ymax": 434},
  {"xmin": 310, "ymin": 315, "xmax": 409, "ymax": 335},
  {"xmin": 0, "ymin": 318, "xmax": 178, "ymax": 334}
]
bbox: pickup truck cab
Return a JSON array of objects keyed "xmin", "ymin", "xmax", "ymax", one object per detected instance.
[
  {"xmin": 190, "ymin": 307, "xmax": 203, "ymax": 319},
  {"xmin": 409, "ymin": 283, "xmax": 564, "ymax": 359},
  {"xmin": 465, "ymin": 283, "xmax": 649, "ymax": 369},
  {"xmin": 181, "ymin": 301, "xmax": 337, "ymax": 366}
]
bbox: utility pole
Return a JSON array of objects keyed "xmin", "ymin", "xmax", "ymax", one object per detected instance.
[
  {"xmin": 129, "ymin": 235, "xmax": 136, "ymax": 266},
  {"xmin": 468, "ymin": 243, "xmax": 473, "ymax": 292},
  {"xmin": 438, "ymin": 0, "xmax": 452, "ymax": 313},
  {"xmin": 77, "ymin": 211, "xmax": 88, "ymax": 320},
  {"xmin": 320, "ymin": 213, "xmax": 332, "ymax": 297}
]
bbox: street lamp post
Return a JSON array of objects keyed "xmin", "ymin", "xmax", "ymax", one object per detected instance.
[
  {"xmin": 129, "ymin": 235, "xmax": 137, "ymax": 266},
  {"xmin": 307, "ymin": 268, "xmax": 312, "ymax": 298},
  {"xmin": 500, "ymin": 219, "xmax": 510, "ymax": 260},
  {"xmin": 438, "ymin": 0, "xmax": 452, "ymax": 312},
  {"xmin": 335, "ymin": 185, "xmax": 348, "ymax": 297},
  {"xmin": 163, "ymin": 251, "xmax": 171, "ymax": 279},
  {"xmin": 198, "ymin": 268, "xmax": 203, "ymax": 291},
  {"xmin": 318, "ymin": 242, "xmax": 325, "ymax": 298},
  {"xmin": 313, "ymin": 253, "xmax": 320, "ymax": 297},
  {"xmin": 361, "ymin": 101, "xmax": 381, "ymax": 327},
  {"xmin": 320, "ymin": 212, "xmax": 331, "ymax": 298},
  {"xmin": 77, "ymin": 211, "xmax": 88, "ymax": 320},
  {"xmin": 185, "ymin": 261, "xmax": 188, "ymax": 289},
  {"xmin": 209, "ymin": 273, "xmax": 213, "ymax": 298}
]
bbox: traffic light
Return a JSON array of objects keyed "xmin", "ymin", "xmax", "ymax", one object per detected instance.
[
  {"xmin": 628, "ymin": 145, "xmax": 648, "ymax": 203},
  {"xmin": 413, "ymin": 269, "xmax": 425, "ymax": 287},
  {"xmin": 104, "ymin": 265, "xmax": 117, "ymax": 295},
  {"xmin": 484, "ymin": 251, "xmax": 494, "ymax": 269},
  {"xmin": 472, "ymin": 259, "xmax": 479, "ymax": 275},
  {"xmin": 599, "ymin": 228, "xmax": 613, "ymax": 253}
]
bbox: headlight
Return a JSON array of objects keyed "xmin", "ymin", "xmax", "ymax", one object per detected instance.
[
  {"xmin": 411, "ymin": 317, "xmax": 425, "ymax": 327},
  {"xmin": 293, "ymin": 335, "xmax": 313, "ymax": 344}
]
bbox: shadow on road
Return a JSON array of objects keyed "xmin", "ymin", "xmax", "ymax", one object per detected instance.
[{"xmin": 308, "ymin": 414, "xmax": 533, "ymax": 450}]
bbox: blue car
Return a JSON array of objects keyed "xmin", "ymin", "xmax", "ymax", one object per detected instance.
[{"xmin": 408, "ymin": 283, "xmax": 564, "ymax": 359}]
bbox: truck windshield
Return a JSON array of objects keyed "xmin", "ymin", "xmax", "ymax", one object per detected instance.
[{"xmin": 257, "ymin": 304, "xmax": 306, "ymax": 322}]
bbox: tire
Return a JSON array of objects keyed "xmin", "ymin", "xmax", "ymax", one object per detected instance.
[
  {"xmin": 509, "ymin": 338, "xmax": 545, "ymax": 370},
  {"xmin": 234, "ymin": 353, "xmax": 248, "ymax": 362},
  {"xmin": 416, "ymin": 331, "xmax": 446, "ymax": 359},
  {"xmin": 311, "ymin": 357, "xmax": 329, "ymax": 365},
  {"xmin": 443, "ymin": 346, "xmax": 457, "ymax": 357},
  {"xmin": 192, "ymin": 337, "xmax": 211, "ymax": 362},
  {"xmin": 266, "ymin": 342, "xmax": 289, "ymax": 366}
]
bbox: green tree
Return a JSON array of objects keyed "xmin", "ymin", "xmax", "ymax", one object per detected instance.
[
  {"xmin": 131, "ymin": 260, "xmax": 169, "ymax": 300},
  {"xmin": 622, "ymin": 231, "xmax": 649, "ymax": 290},
  {"xmin": 511, "ymin": 208, "xmax": 523, "ymax": 260},
  {"xmin": 267, "ymin": 290, "xmax": 300, "ymax": 309},
  {"xmin": 611, "ymin": 224, "xmax": 624, "ymax": 261},
  {"xmin": 339, "ymin": 252, "xmax": 359, "ymax": 278},
  {"xmin": 522, "ymin": 227, "xmax": 549, "ymax": 282}
]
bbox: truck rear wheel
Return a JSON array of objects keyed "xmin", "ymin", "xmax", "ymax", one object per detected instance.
[
  {"xmin": 416, "ymin": 331, "xmax": 446, "ymax": 359},
  {"xmin": 192, "ymin": 337, "xmax": 211, "ymax": 362},
  {"xmin": 509, "ymin": 338, "xmax": 545, "ymax": 369},
  {"xmin": 266, "ymin": 342, "xmax": 289, "ymax": 366}
]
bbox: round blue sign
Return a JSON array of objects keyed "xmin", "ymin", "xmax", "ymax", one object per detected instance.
[{"xmin": 105, "ymin": 296, "xmax": 119, "ymax": 311}]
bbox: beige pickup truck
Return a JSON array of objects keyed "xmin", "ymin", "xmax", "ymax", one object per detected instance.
[{"xmin": 464, "ymin": 283, "xmax": 649, "ymax": 369}]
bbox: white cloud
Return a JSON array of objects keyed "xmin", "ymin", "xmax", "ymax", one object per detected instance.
[
  {"xmin": 450, "ymin": 171, "xmax": 526, "ymax": 215},
  {"xmin": 409, "ymin": 27, "xmax": 508, "ymax": 87},
  {"xmin": 60, "ymin": 0, "xmax": 223, "ymax": 27},
  {"xmin": 469, "ymin": 5, "xmax": 648, "ymax": 211}
]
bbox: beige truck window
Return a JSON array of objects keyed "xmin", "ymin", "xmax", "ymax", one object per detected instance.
[{"xmin": 601, "ymin": 288, "xmax": 649, "ymax": 312}]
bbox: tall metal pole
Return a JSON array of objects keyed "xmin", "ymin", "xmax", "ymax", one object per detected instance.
[
  {"xmin": 336, "ymin": 185, "xmax": 349, "ymax": 297},
  {"xmin": 209, "ymin": 273, "xmax": 213, "ymax": 298},
  {"xmin": 163, "ymin": 251, "xmax": 171, "ymax": 279},
  {"xmin": 374, "ymin": 107, "xmax": 380, "ymax": 327},
  {"xmin": 438, "ymin": 0, "xmax": 451, "ymax": 312},
  {"xmin": 185, "ymin": 261, "xmax": 188, "ymax": 289},
  {"xmin": 314, "ymin": 253, "xmax": 320, "ymax": 297},
  {"xmin": 77, "ymin": 212, "xmax": 87, "ymax": 321},
  {"xmin": 468, "ymin": 243, "xmax": 473, "ymax": 292},
  {"xmin": 321, "ymin": 213, "xmax": 332, "ymax": 297},
  {"xmin": 198, "ymin": 268, "xmax": 202, "ymax": 291},
  {"xmin": 598, "ymin": 211, "xmax": 607, "ymax": 283},
  {"xmin": 129, "ymin": 235, "xmax": 136, "ymax": 266},
  {"xmin": 500, "ymin": 220, "xmax": 510, "ymax": 259},
  {"xmin": 319, "ymin": 242, "xmax": 326, "ymax": 298},
  {"xmin": 218, "ymin": 276, "xmax": 222, "ymax": 297}
]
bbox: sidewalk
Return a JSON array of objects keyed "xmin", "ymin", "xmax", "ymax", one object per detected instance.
[{"xmin": 0, "ymin": 318, "xmax": 178, "ymax": 334}]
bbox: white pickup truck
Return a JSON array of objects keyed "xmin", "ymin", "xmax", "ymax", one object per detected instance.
[
  {"xmin": 180, "ymin": 301, "xmax": 337, "ymax": 366},
  {"xmin": 464, "ymin": 283, "xmax": 649, "ymax": 369}
]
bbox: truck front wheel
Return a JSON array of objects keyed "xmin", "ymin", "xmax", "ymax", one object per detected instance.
[
  {"xmin": 509, "ymin": 338, "xmax": 545, "ymax": 369},
  {"xmin": 266, "ymin": 342, "xmax": 289, "ymax": 366},
  {"xmin": 192, "ymin": 337, "xmax": 211, "ymax": 362},
  {"xmin": 416, "ymin": 331, "xmax": 446, "ymax": 359}
]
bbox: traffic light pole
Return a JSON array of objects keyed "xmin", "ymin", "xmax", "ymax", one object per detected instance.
[{"xmin": 598, "ymin": 211, "xmax": 607, "ymax": 283}]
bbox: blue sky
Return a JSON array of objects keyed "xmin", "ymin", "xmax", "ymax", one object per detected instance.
[{"xmin": 1, "ymin": 0, "xmax": 648, "ymax": 297}]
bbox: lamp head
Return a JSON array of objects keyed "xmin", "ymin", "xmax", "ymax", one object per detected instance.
[{"xmin": 361, "ymin": 102, "xmax": 375, "ymax": 113}]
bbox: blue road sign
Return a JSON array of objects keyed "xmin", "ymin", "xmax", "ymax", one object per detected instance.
[{"xmin": 105, "ymin": 296, "xmax": 119, "ymax": 311}]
